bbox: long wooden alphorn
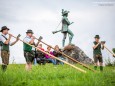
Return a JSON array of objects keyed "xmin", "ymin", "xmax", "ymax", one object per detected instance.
[
  {"xmin": 10, "ymin": 34, "xmax": 86, "ymax": 73},
  {"xmin": 35, "ymin": 37, "xmax": 96, "ymax": 72}
]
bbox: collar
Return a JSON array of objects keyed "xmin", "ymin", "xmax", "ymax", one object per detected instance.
[
  {"xmin": 26, "ymin": 36, "xmax": 31, "ymax": 39},
  {"xmin": 1, "ymin": 33, "xmax": 7, "ymax": 37}
]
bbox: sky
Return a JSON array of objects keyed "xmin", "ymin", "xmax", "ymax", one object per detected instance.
[{"xmin": 0, "ymin": 0, "xmax": 115, "ymax": 64}]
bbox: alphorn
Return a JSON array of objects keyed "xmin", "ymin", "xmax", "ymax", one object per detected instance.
[
  {"xmin": 104, "ymin": 45, "xmax": 115, "ymax": 58},
  {"xmin": 10, "ymin": 34, "xmax": 86, "ymax": 73},
  {"xmin": 35, "ymin": 37, "xmax": 96, "ymax": 72}
]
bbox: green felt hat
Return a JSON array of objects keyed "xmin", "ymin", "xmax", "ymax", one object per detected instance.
[
  {"xmin": 26, "ymin": 29, "xmax": 34, "ymax": 34},
  {"xmin": 94, "ymin": 35, "xmax": 100, "ymax": 39}
]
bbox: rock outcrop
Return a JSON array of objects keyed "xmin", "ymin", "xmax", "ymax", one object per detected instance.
[{"xmin": 63, "ymin": 44, "xmax": 94, "ymax": 64}]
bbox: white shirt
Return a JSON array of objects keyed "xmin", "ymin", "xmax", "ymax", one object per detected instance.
[
  {"xmin": 0, "ymin": 34, "xmax": 11, "ymax": 45},
  {"xmin": 23, "ymin": 36, "xmax": 35, "ymax": 51}
]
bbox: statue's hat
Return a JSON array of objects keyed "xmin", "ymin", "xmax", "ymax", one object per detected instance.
[{"xmin": 62, "ymin": 9, "xmax": 69, "ymax": 16}]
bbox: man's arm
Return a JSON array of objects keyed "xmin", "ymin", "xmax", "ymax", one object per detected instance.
[
  {"xmin": 101, "ymin": 44, "xmax": 104, "ymax": 50},
  {"xmin": 23, "ymin": 36, "xmax": 35, "ymax": 45},
  {"xmin": 93, "ymin": 42, "xmax": 100, "ymax": 49},
  {"xmin": 10, "ymin": 38, "xmax": 19, "ymax": 46},
  {"xmin": 10, "ymin": 34, "xmax": 20, "ymax": 46},
  {"xmin": 29, "ymin": 36, "xmax": 35, "ymax": 44},
  {"xmin": 36, "ymin": 41, "xmax": 40, "ymax": 47},
  {"xmin": 3, "ymin": 34, "xmax": 12, "ymax": 45},
  {"xmin": 35, "ymin": 36, "xmax": 43, "ymax": 47}
]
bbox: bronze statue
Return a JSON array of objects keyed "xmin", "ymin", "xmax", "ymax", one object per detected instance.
[{"xmin": 52, "ymin": 9, "xmax": 74, "ymax": 47}]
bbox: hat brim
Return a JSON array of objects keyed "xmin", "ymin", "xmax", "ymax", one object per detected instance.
[
  {"xmin": 94, "ymin": 37, "xmax": 100, "ymax": 39},
  {"xmin": 62, "ymin": 12, "xmax": 69, "ymax": 16},
  {"xmin": 26, "ymin": 32, "xmax": 34, "ymax": 34},
  {"xmin": 0, "ymin": 28, "xmax": 9, "ymax": 32}
]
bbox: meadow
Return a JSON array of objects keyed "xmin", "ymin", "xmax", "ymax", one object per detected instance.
[{"xmin": 0, "ymin": 64, "xmax": 115, "ymax": 86}]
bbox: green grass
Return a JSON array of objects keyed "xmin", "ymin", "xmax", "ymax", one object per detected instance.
[{"xmin": 0, "ymin": 64, "xmax": 115, "ymax": 86}]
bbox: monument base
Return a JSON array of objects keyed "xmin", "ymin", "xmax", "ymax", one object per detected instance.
[{"xmin": 63, "ymin": 44, "xmax": 94, "ymax": 65}]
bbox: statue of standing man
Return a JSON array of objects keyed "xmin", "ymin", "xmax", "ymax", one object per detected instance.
[
  {"xmin": 52, "ymin": 9, "xmax": 74, "ymax": 47},
  {"xmin": 61, "ymin": 9, "xmax": 74, "ymax": 47}
]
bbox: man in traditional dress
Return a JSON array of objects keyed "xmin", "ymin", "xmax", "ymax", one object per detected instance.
[
  {"xmin": 93, "ymin": 35, "xmax": 104, "ymax": 71},
  {"xmin": 0, "ymin": 26, "xmax": 19, "ymax": 71}
]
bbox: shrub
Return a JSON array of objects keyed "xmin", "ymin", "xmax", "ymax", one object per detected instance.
[{"xmin": 112, "ymin": 48, "xmax": 115, "ymax": 53}]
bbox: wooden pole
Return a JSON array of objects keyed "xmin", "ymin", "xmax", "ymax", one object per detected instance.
[
  {"xmin": 11, "ymin": 34, "xmax": 86, "ymax": 73},
  {"xmin": 104, "ymin": 45, "xmax": 115, "ymax": 57},
  {"xmin": 35, "ymin": 37, "xmax": 96, "ymax": 72}
]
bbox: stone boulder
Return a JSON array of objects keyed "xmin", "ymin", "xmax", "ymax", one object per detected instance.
[{"xmin": 63, "ymin": 44, "xmax": 94, "ymax": 64}]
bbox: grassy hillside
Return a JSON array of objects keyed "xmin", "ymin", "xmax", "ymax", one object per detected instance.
[{"xmin": 0, "ymin": 64, "xmax": 115, "ymax": 86}]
